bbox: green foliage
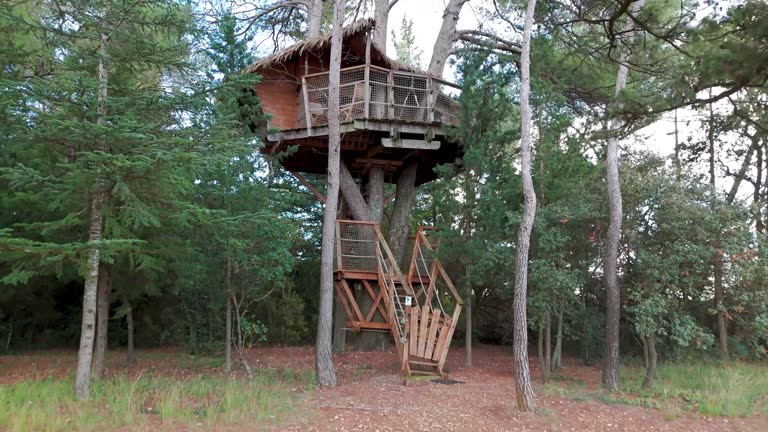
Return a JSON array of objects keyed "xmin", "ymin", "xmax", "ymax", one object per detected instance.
[{"xmin": 392, "ymin": 16, "xmax": 424, "ymax": 69}]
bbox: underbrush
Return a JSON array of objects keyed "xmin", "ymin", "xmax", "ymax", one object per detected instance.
[
  {"xmin": 0, "ymin": 370, "xmax": 310, "ymax": 431},
  {"xmin": 544, "ymin": 361, "xmax": 768, "ymax": 418}
]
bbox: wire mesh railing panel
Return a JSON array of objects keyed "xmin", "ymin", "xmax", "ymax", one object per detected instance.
[
  {"xmin": 305, "ymin": 73, "xmax": 330, "ymax": 127},
  {"xmin": 339, "ymin": 67, "xmax": 366, "ymax": 122},
  {"xmin": 434, "ymin": 93, "xmax": 460, "ymax": 126},
  {"xmin": 392, "ymin": 72, "xmax": 429, "ymax": 123},
  {"xmin": 337, "ymin": 222, "xmax": 377, "ymax": 272},
  {"xmin": 368, "ymin": 69, "xmax": 390, "ymax": 120},
  {"xmin": 297, "ymin": 66, "xmax": 459, "ymax": 129}
]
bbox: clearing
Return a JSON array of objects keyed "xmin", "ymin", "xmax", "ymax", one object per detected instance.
[{"xmin": 1, "ymin": 344, "xmax": 766, "ymax": 431}]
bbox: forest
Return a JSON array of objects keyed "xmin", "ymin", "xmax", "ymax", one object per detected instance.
[{"xmin": 1, "ymin": 0, "xmax": 767, "ymax": 430}]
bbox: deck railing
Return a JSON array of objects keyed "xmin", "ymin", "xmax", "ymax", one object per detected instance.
[{"xmin": 296, "ymin": 64, "xmax": 461, "ymax": 131}]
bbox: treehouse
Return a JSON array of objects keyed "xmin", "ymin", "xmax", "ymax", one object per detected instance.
[
  {"xmin": 245, "ymin": 20, "xmax": 462, "ymax": 378},
  {"xmin": 245, "ymin": 19, "xmax": 462, "ymax": 185}
]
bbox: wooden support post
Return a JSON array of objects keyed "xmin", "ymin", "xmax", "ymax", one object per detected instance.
[{"xmin": 302, "ymin": 76, "xmax": 312, "ymax": 135}]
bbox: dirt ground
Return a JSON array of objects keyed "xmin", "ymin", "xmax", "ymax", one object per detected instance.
[{"xmin": 2, "ymin": 344, "xmax": 766, "ymax": 431}]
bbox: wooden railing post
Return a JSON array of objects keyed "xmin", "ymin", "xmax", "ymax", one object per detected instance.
[
  {"xmin": 427, "ymin": 76, "xmax": 435, "ymax": 123},
  {"xmin": 302, "ymin": 76, "xmax": 312, "ymax": 135},
  {"xmin": 364, "ymin": 65, "xmax": 370, "ymax": 119},
  {"xmin": 388, "ymin": 71, "xmax": 394, "ymax": 121}
]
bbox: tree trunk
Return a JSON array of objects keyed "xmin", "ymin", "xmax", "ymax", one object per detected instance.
[
  {"xmin": 512, "ymin": 0, "xmax": 538, "ymax": 412},
  {"xmin": 553, "ymin": 303, "xmax": 563, "ymax": 369},
  {"xmin": 307, "ymin": 0, "xmax": 324, "ymax": 38},
  {"xmin": 641, "ymin": 335, "xmax": 649, "ymax": 370},
  {"xmin": 465, "ymin": 278, "xmax": 472, "ymax": 368},
  {"xmin": 315, "ymin": 0, "xmax": 344, "ymax": 387},
  {"xmin": 602, "ymin": 0, "xmax": 646, "ymax": 391},
  {"xmin": 538, "ymin": 325, "xmax": 549, "ymax": 384},
  {"xmin": 545, "ymin": 313, "xmax": 552, "ymax": 376},
  {"xmin": 725, "ymin": 138, "xmax": 756, "ymax": 204},
  {"xmin": 225, "ymin": 258, "xmax": 232, "ymax": 373},
  {"xmin": 352, "ymin": 167, "xmax": 392, "ymax": 351},
  {"xmin": 755, "ymin": 145, "xmax": 764, "ymax": 234},
  {"xmin": 125, "ymin": 300, "xmax": 135, "ymax": 365},
  {"xmin": 339, "ymin": 161, "xmax": 371, "ymax": 222},
  {"xmin": 373, "ymin": 0, "xmax": 390, "ymax": 51},
  {"xmin": 428, "ymin": 0, "xmax": 469, "ymax": 76},
  {"xmin": 74, "ymin": 32, "xmax": 108, "ymax": 401},
  {"xmin": 642, "ymin": 334, "xmax": 657, "ymax": 388},
  {"xmin": 386, "ymin": 161, "xmax": 418, "ymax": 266},
  {"xmin": 367, "ymin": 167, "xmax": 385, "ymax": 223},
  {"xmin": 333, "ymin": 295, "xmax": 347, "ymax": 353},
  {"xmin": 708, "ymin": 93, "xmax": 729, "ymax": 361},
  {"xmin": 91, "ymin": 262, "xmax": 111, "ymax": 380}
]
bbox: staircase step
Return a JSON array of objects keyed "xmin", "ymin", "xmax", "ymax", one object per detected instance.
[{"xmin": 409, "ymin": 359, "xmax": 439, "ymax": 367}]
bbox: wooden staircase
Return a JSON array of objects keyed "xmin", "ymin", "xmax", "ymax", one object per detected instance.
[{"xmin": 334, "ymin": 221, "xmax": 462, "ymax": 378}]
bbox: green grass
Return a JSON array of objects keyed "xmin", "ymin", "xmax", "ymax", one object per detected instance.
[
  {"xmin": 544, "ymin": 361, "xmax": 768, "ymax": 418},
  {"xmin": 624, "ymin": 362, "xmax": 768, "ymax": 417},
  {"xmin": 0, "ymin": 371, "xmax": 309, "ymax": 432}
]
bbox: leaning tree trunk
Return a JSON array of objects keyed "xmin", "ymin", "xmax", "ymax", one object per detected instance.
[
  {"xmin": 603, "ymin": 0, "xmax": 647, "ymax": 391},
  {"xmin": 91, "ymin": 262, "xmax": 112, "ymax": 380},
  {"xmin": 74, "ymin": 33, "xmax": 109, "ymax": 401},
  {"xmin": 512, "ymin": 0, "xmax": 538, "ymax": 412},
  {"xmin": 387, "ymin": 161, "xmax": 418, "ymax": 266},
  {"xmin": 315, "ymin": 0, "xmax": 344, "ymax": 387},
  {"xmin": 428, "ymin": 0, "xmax": 470, "ymax": 76}
]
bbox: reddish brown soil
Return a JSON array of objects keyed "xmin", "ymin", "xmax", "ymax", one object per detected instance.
[{"xmin": 2, "ymin": 345, "xmax": 766, "ymax": 431}]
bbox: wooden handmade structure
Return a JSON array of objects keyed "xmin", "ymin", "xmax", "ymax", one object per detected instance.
[{"xmin": 246, "ymin": 20, "xmax": 462, "ymax": 377}]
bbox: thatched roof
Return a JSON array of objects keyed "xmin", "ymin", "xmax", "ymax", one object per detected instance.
[{"xmin": 244, "ymin": 19, "xmax": 422, "ymax": 74}]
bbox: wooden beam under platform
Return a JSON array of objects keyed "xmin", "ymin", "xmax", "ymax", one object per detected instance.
[{"xmin": 289, "ymin": 170, "xmax": 325, "ymax": 203}]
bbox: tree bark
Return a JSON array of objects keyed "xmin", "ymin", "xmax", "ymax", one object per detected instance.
[
  {"xmin": 755, "ymin": 145, "xmax": 764, "ymax": 234},
  {"xmin": 553, "ymin": 303, "xmax": 563, "ymax": 369},
  {"xmin": 307, "ymin": 0, "xmax": 324, "ymax": 38},
  {"xmin": 602, "ymin": 0, "xmax": 646, "ymax": 391},
  {"xmin": 642, "ymin": 334, "xmax": 657, "ymax": 388},
  {"xmin": 74, "ymin": 32, "xmax": 108, "ymax": 401},
  {"xmin": 545, "ymin": 313, "xmax": 552, "ymax": 376},
  {"xmin": 386, "ymin": 161, "xmax": 418, "ymax": 266},
  {"xmin": 225, "ymin": 257, "xmax": 232, "ymax": 373},
  {"xmin": 538, "ymin": 325, "xmax": 548, "ymax": 383},
  {"xmin": 91, "ymin": 262, "xmax": 111, "ymax": 380},
  {"xmin": 465, "ymin": 278, "xmax": 472, "ymax": 368},
  {"xmin": 339, "ymin": 161, "xmax": 371, "ymax": 222},
  {"xmin": 512, "ymin": 0, "xmax": 538, "ymax": 412},
  {"xmin": 373, "ymin": 0, "xmax": 390, "ymax": 51},
  {"xmin": 315, "ymin": 0, "xmax": 344, "ymax": 387},
  {"xmin": 428, "ymin": 0, "xmax": 470, "ymax": 77},
  {"xmin": 124, "ymin": 299, "xmax": 135, "ymax": 365},
  {"xmin": 367, "ymin": 167, "xmax": 385, "ymax": 223},
  {"xmin": 353, "ymin": 166, "xmax": 391, "ymax": 351}
]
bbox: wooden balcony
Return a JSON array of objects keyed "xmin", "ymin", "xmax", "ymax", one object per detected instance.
[{"xmin": 296, "ymin": 65, "xmax": 460, "ymax": 132}]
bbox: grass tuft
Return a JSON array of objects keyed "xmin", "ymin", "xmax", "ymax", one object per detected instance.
[{"xmin": 0, "ymin": 371, "xmax": 308, "ymax": 431}]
